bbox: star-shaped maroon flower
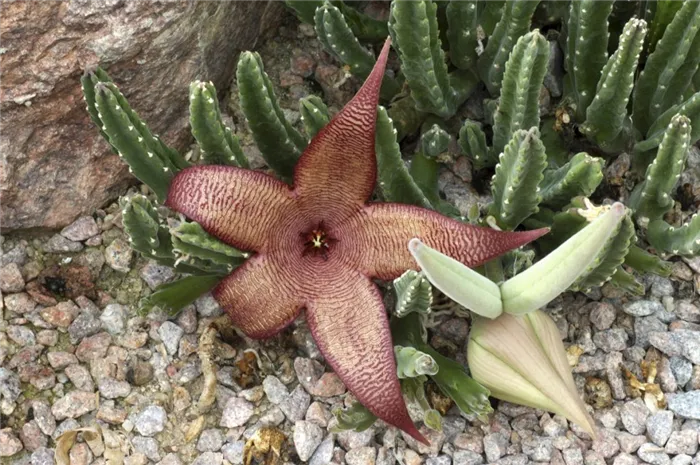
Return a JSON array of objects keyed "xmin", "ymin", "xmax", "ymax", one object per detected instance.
[{"xmin": 166, "ymin": 39, "xmax": 547, "ymax": 443}]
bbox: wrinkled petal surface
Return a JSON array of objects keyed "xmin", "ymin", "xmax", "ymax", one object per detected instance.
[
  {"xmin": 293, "ymin": 40, "xmax": 391, "ymax": 219},
  {"xmin": 345, "ymin": 203, "xmax": 549, "ymax": 280},
  {"xmin": 305, "ymin": 270, "xmax": 427, "ymax": 444},
  {"xmin": 166, "ymin": 166, "xmax": 294, "ymax": 252},
  {"xmin": 214, "ymin": 254, "xmax": 304, "ymax": 338}
]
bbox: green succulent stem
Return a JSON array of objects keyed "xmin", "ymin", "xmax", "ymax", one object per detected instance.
[
  {"xmin": 548, "ymin": 200, "xmax": 636, "ymax": 292},
  {"xmin": 315, "ymin": 2, "xmax": 400, "ymax": 100},
  {"xmin": 393, "ymin": 270, "xmax": 433, "ymax": 318},
  {"xmin": 189, "ymin": 81, "xmax": 248, "ymax": 168},
  {"xmin": 539, "ymin": 152, "xmax": 604, "ymax": 211},
  {"xmin": 390, "ymin": 0, "xmax": 477, "ymax": 118},
  {"xmin": 237, "ymin": 51, "xmax": 306, "ymax": 181},
  {"xmin": 446, "ymin": 1, "xmax": 478, "ymax": 70},
  {"xmin": 391, "ymin": 313, "xmax": 493, "ymax": 417},
  {"xmin": 299, "ymin": 95, "xmax": 331, "ymax": 140},
  {"xmin": 582, "ymin": 18, "xmax": 647, "ymax": 153},
  {"xmin": 648, "ymin": 215, "xmax": 700, "ymax": 256},
  {"xmin": 564, "ymin": 1, "xmax": 614, "ymax": 121},
  {"xmin": 395, "ymin": 346, "xmax": 438, "ymax": 378},
  {"xmin": 459, "ymin": 119, "xmax": 494, "ymax": 170},
  {"xmin": 88, "ymin": 77, "xmax": 188, "ymax": 202},
  {"xmin": 331, "ymin": 402, "xmax": 377, "ymax": 433},
  {"xmin": 478, "ymin": 0, "xmax": 505, "ymax": 37},
  {"xmin": 635, "ymin": 91, "xmax": 700, "ymax": 152},
  {"xmin": 624, "ymin": 245, "xmax": 672, "ymax": 277},
  {"xmin": 375, "ymin": 106, "xmax": 433, "ymax": 209},
  {"xmin": 633, "ymin": 1, "xmax": 700, "ymax": 135},
  {"xmin": 477, "ymin": 0, "xmax": 541, "ymax": 96},
  {"xmin": 629, "ymin": 115, "xmax": 692, "ymax": 221},
  {"xmin": 170, "ymin": 221, "xmax": 246, "ymax": 268},
  {"xmin": 489, "ymin": 128, "xmax": 547, "ymax": 231},
  {"xmin": 286, "ymin": 0, "xmax": 387, "ymax": 41},
  {"xmin": 122, "ymin": 195, "xmax": 176, "ymax": 265},
  {"xmin": 139, "ymin": 275, "xmax": 221, "ymax": 316},
  {"xmin": 387, "ymin": 96, "xmax": 428, "ymax": 142},
  {"xmin": 491, "ymin": 30, "xmax": 550, "ymax": 159}
]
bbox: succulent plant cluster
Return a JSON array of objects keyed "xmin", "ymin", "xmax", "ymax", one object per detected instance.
[
  {"xmin": 290, "ymin": 0, "xmax": 700, "ymax": 295},
  {"xmin": 82, "ymin": 0, "xmax": 700, "ymax": 444}
]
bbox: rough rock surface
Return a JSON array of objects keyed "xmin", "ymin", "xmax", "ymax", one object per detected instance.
[{"xmin": 0, "ymin": 0, "xmax": 284, "ymax": 231}]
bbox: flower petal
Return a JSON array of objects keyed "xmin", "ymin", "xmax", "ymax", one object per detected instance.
[
  {"xmin": 293, "ymin": 38, "xmax": 392, "ymax": 218},
  {"xmin": 213, "ymin": 254, "xmax": 304, "ymax": 338},
  {"xmin": 165, "ymin": 165, "xmax": 294, "ymax": 252},
  {"xmin": 305, "ymin": 271, "xmax": 427, "ymax": 444},
  {"xmin": 345, "ymin": 203, "xmax": 548, "ymax": 280}
]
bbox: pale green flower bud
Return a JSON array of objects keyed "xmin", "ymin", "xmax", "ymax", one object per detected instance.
[{"xmin": 468, "ymin": 310, "xmax": 596, "ymax": 437}]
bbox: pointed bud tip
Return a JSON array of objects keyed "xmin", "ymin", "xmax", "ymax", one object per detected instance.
[
  {"xmin": 610, "ymin": 202, "xmax": 625, "ymax": 216},
  {"xmin": 407, "ymin": 238, "xmax": 423, "ymax": 255}
]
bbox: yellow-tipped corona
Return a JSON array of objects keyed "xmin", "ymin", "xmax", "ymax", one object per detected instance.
[{"xmin": 468, "ymin": 310, "xmax": 597, "ymax": 437}]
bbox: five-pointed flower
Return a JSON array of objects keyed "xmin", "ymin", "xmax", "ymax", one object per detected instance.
[{"xmin": 166, "ymin": 39, "xmax": 547, "ymax": 443}]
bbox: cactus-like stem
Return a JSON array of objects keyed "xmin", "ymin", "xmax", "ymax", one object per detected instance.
[
  {"xmin": 458, "ymin": 119, "xmax": 495, "ymax": 170},
  {"xmin": 390, "ymin": 0, "xmax": 464, "ymax": 118},
  {"xmin": 122, "ymin": 195, "xmax": 174, "ymax": 262},
  {"xmin": 89, "ymin": 79, "xmax": 188, "ymax": 202},
  {"xmin": 409, "ymin": 124, "xmax": 460, "ymax": 216},
  {"xmin": 624, "ymin": 245, "xmax": 672, "ymax": 277},
  {"xmin": 477, "ymin": 0, "xmax": 541, "ymax": 96},
  {"xmin": 285, "ymin": 0, "xmax": 322, "ymax": 25},
  {"xmin": 286, "ymin": 0, "xmax": 387, "ymax": 41},
  {"xmin": 170, "ymin": 221, "xmax": 247, "ymax": 267},
  {"xmin": 122, "ymin": 196, "xmax": 211, "ymax": 275},
  {"xmin": 387, "ymin": 95, "xmax": 427, "ymax": 142},
  {"xmin": 401, "ymin": 376, "xmax": 443, "ymax": 432},
  {"xmin": 331, "ymin": 402, "xmax": 377, "ymax": 432},
  {"xmin": 647, "ymin": 0, "xmax": 684, "ymax": 54},
  {"xmin": 629, "ymin": 115, "xmax": 691, "ymax": 221},
  {"xmin": 608, "ymin": 266, "xmax": 644, "ymax": 295},
  {"xmin": 189, "ymin": 81, "xmax": 248, "ymax": 168},
  {"xmin": 632, "ymin": 1, "xmax": 700, "ymax": 135},
  {"xmin": 391, "ymin": 313, "xmax": 493, "ymax": 417},
  {"xmin": 489, "ymin": 128, "xmax": 547, "ymax": 231},
  {"xmin": 375, "ymin": 106, "xmax": 433, "ymax": 209},
  {"xmin": 395, "ymin": 346, "xmax": 438, "ymax": 378},
  {"xmin": 393, "ymin": 269, "xmax": 433, "ymax": 318},
  {"xmin": 299, "ymin": 95, "xmax": 331, "ymax": 140},
  {"xmin": 564, "ymin": 1, "xmax": 614, "ymax": 121},
  {"xmin": 539, "ymin": 152, "xmax": 604, "ymax": 211},
  {"xmin": 491, "ymin": 30, "xmax": 550, "ymax": 158},
  {"xmin": 446, "ymin": 1, "xmax": 478, "ymax": 70},
  {"xmin": 420, "ymin": 124, "xmax": 450, "ymax": 158},
  {"xmin": 635, "ymin": 91, "xmax": 700, "ymax": 152},
  {"xmin": 478, "ymin": 1, "xmax": 505, "ymax": 36},
  {"xmin": 237, "ymin": 51, "xmax": 306, "ymax": 181},
  {"xmin": 648, "ymin": 215, "xmax": 700, "ymax": 256},
  {"xmin": 139, "ymin": 275, "xmax": 221, "ymax": 316},
  {"xmin": 315, "ymin": 1, "xmax": 401, "ymax": 99},
  {"xmin": 582, "ymin": 18, "xmax": 647, "ymax": 153},
  {"xmin": 81, "ymin": 67, "xmax": 115, "ymax": 147},
  {"xmin": 534, "ymin": 0, "xmax": 568, "ymax": 26}
]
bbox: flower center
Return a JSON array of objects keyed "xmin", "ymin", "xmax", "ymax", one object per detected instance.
[{"xmin": 301, "ymin": 222, "xmax": 337, "ymax": 260}]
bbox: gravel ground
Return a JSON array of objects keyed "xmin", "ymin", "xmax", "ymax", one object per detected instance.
[{"xmin": 2, "ymin": 17, "xmax": 700, "ymax": 465}]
